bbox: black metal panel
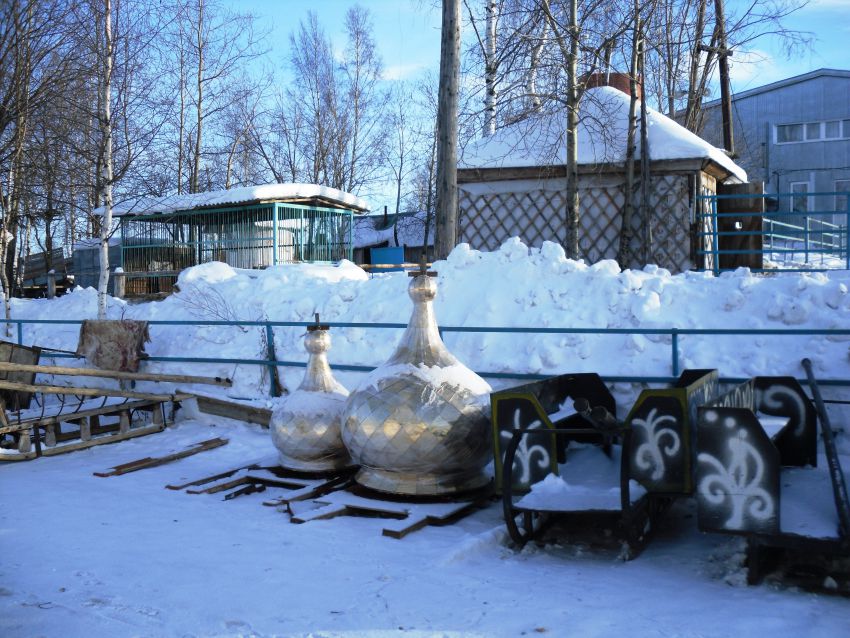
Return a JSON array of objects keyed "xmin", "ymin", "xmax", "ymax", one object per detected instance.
[
  {"xmin": 490, "ymin": 372, "xmax": 615, "ymax": 495},
  {"xmin": 490, "ymin": 395, "xmax": 557, "ymax": 494},
  {"xmin": 754, "ymin": 376, "xmax": 817, "ymax": 468},
  {"xmin": 627, "ymin": 370, "xmax": 718, "ymax": 495},
  {"xmin": 696, "ymin": 405, "xmax": 780, "ymax": 535},
  {"xmin": 0, "ymin": 341, "xmax": 41, "ymax": 410}
]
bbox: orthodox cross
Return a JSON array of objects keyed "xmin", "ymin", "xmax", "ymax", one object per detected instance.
[
  {"xmin": 409, "ymin": 254, "xmax": 437, "ymax": 278},
  {"xmin": 307, "ymin": 312, "xmax": 330, "ymax": 332}
]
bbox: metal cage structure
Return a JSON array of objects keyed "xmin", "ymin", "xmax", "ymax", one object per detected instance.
[{"xmin": 119, "ymin": 203, "xmax": 354, "ymax": 295}]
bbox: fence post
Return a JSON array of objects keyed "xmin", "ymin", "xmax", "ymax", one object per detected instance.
[
  {"xmin": 804, "ymin": 216, "xmax": 810, "ymax": 264},
  {"xmin": 265, "ymin": 322, "xmax": 282, "ymax": 398},
  {"xmin": 17, "ymin": 322, "xmax": 23, "ymax": 345},
  {"xmin": 272, "ymin": 204, "xmax": 279, "ymax": 266},
  {"xmin": 46, "ymin": 270, "xmax": 56, "ymax": 299},
  {"xmin": 846, "ymin": 197, "xmax": 850, "ymax": 270},
  {"xmin": 113, "ymin": 267, "xmax": 126, "ymax": 299},
  {"xmin": 671, "ymin": 329, "xmax": 680, "ymax": 378},
  {"xmin": 712, "ymin": 198, "xmax": 719, "ymax": 275}
]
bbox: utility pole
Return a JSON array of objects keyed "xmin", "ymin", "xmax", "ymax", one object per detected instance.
[
  {"xmin": 713, "ymin": 0, "xmax": 734, "ymax": 155},
  {"xmin": 435, "ymin": 0, "xmax": 461, "ymax": 260}
]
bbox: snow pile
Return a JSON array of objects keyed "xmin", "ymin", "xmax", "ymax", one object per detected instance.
[
  {"xmin": 12, "ymin": 238, "xmax": 850, "ymax": 402},
  {"xmin": 517, "ymin": 473, "xmax": 648, "ymax": 512}
]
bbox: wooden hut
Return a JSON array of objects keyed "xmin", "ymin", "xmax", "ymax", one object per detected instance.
[
  {"xmin": 96, "ymin": 184, "xmax": 369, "ymax": 295},
  {"xmin": 457, "ymin": 86, "xmax": 747, "ymax": 272}
]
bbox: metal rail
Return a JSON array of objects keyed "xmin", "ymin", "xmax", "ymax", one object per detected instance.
[{"xmin": 3, "ymin": 318, "xmax": 850, "ymax": 390}]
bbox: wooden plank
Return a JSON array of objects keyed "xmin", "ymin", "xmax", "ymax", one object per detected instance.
[
  {"xmin": 93, "ymin": 437, "xmax": 229, "ymax": 477},
  {"xmin": 165, "ymin": 465, "xmax": 257, "ymax": 491},
  {"xmin": 262, "ymin": 475, "xmax": 355, "ymax": 507},
  {"xmin": 0, "ymin": 361, "xmax": 232, "ymax": 387},
  {"xmin": 290, "ymin": 502, "xmax": 353, "ymax": 523},
  {"xmin": 0, "ymin": 379, "xmax": 192, "ymax": 403},
  {"xmin": 192, "ymin": 394, "xmax": 271, "ymax": 427},
  {"xmin": 382, "ymin": 500, "xmax": 484, "ymax": 539}
]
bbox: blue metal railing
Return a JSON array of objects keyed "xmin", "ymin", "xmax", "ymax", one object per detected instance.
[
  {"xmin": 696, "ymin": 191, "xmax": 850, "ymax": 274},
  {"xmin": 5, "ymin": 318, "xmax": 850, "ymax": 393}
]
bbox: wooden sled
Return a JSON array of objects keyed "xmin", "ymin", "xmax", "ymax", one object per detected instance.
[{"xmin": 0, "ymin": 359, "xmax": 230, "ymax": 461}]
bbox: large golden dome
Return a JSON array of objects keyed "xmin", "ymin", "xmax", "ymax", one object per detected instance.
[{"xmin": 341, "ymin": 272, "xmax": 492, "ymax": 495}]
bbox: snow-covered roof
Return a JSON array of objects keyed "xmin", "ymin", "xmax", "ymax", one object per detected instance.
[
  {"xmin": 98, "ymin": 183, "xmax": 370, "ymax": 217},
  {"xmin": 459, "ymin": 86, "xmax": 747, "ymax": 182},
  {"xmin": 354, "ymin": 210, "xmax": 431, "ymax": 249}
]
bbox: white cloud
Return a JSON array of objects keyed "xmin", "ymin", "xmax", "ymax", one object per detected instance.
[{"xmin": 384, "ymin": 63, "xmax": 429, "ymax": 81}]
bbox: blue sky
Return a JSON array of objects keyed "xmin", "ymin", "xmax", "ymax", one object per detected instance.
[
  {"xmin": 725, "ymin": 0, "xmax": 850, "ymax": 91},
  {"xmin": 243, "ymin": 0, "xmax": 442, "ymax": 82},
  {"xmin": 241, "ymin": 0, "xmax": 848, "ymax": 92}
]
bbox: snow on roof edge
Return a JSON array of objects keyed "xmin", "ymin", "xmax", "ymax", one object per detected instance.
[
  {"xmin": 97, "ymin": 183, "xmax": 370, "ymax": 217},
  {"xmin": 459, "ymin": 86, "xmax": 747, "ymax": 183}
]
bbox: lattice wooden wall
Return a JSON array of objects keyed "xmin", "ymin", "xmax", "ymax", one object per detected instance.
[{"xmin": 459, "ymin": 172, "xmax": 702, "ymax": 272}]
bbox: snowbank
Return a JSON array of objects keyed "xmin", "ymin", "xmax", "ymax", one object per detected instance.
[{"xmin": 10, "ymin": 238, "xmax": 850, "ymax": 402}]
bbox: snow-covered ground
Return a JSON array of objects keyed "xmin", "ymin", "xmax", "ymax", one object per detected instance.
[{"xmin": 3, "ymin": 239, "xmax": 850, "ymax": 637}]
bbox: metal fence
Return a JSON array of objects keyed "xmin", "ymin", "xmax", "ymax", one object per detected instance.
[
  {"xmin": 5, "ymin": 319, "xmax": 850, "ymax": 397},
  {"xmin": 119, "ymin": 203, "xmax": 354, "ymax": 294},
  {"xmin": 697, "ymin": 191, "xmax": 850, "ymax": 273}
]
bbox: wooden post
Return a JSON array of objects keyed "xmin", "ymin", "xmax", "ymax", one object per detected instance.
[
  {"xmin": 45, "ymin": 423, "xmax": 57, "ymax": 447},
  {"xmin": 119, "ymin": 410, "xmax": 130, "ymax": 434},
  {"xmin": 80, "ymin": 418, "xmax": 91, "ymax": 441},
  {"xmin": 113, "ymin": 267, "xmax": 125, "ymax": 299},
  {"xmin": 46, "ymin": 270, "xmax": 56, "ymax": 299},
  {"xmin": 17, "ymin": 429, "xmax": 31, "ymax": 453},
  {"xmin": 152, "ymin": 404, "xmax": 165, "ymax": 428}
]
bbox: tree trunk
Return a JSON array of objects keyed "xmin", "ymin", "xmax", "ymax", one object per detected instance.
[
  {"xmin": 639, "ymin": 37, "xmax": 652, "ymax": 265},
  {"xmin": 618, "ymin": 12, "xmax": 641, "ymax": 269},
  {"xmin": 434, "ymin": 0, "xmax": 460, "ymax": 260},
  {"xmin": 483, "ymin": 0, "xmax": 496, "ymax": 136},
  {"xmin": 565, "ymin": 0, "xmax": 580, "ymax": 259},
  {"xmin": 191, "ymin": 0, "xmax": 204, "ymax": 194},
  {"xmin": 97, "ymin": 0, "xmax": 114, "ymax": 320}
]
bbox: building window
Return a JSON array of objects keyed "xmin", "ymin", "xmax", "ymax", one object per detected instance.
[
  {"xmin": 806, "ymin": 122, "xmax": 821, "ymax": 140},
  {"xmin": 790, "ymin": 182, "xmax": 810, "ymax": 213},
  {"xmin": 777, "ymin": 124, "xmax": 803, "ymax": 143},
  {"xmin": 837, "ymin": 180, "xmax": 850, "ymax": 213},
  {"xmin": 844, "ymin": 120, "xmax": 850, "ymax": 138},
  {"xmin": 826, "ymin": 121, "xmax": 841, "ymax": 138}
]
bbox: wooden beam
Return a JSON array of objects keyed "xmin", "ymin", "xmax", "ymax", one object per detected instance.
[
  {"xmin": 0, "ymin": 380, "xmax": 191, "ymax": 403},
  {"xmin": 0, "ymin": 361, "xmax": 231, "ymax": 387},
  {"xmin": 191, "ymin": 393, "xmax": 271, "ymax": 427}
]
